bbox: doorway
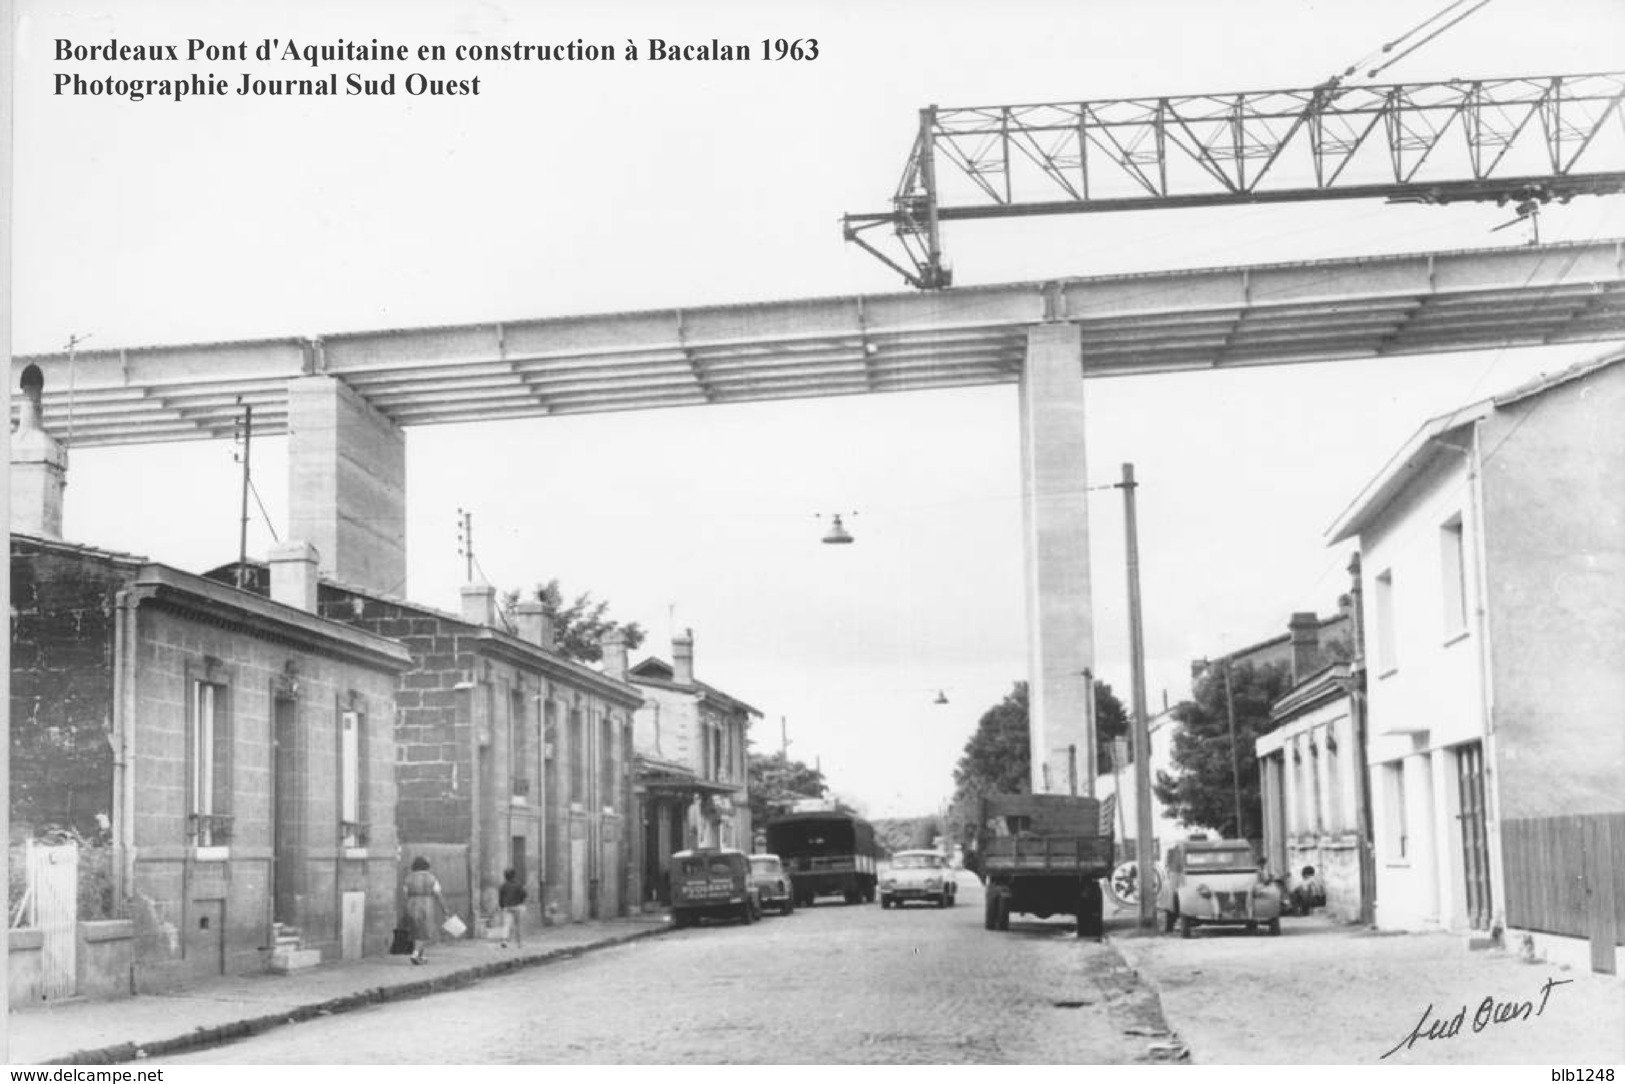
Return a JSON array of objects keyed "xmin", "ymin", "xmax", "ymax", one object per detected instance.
[
  {"xmin": 1456, "ymin": 741, "xmax": 1493, "ymax": 930},
  {"xmin": 272, "ymin": 695, "xmax": 300, "ymax": 926}
]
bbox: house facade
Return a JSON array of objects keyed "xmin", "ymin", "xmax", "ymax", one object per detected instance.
[
  {"xmin": 9, "ymin": 370, "xmax": 412, "ymax": 1001},
  {"xmin": 1255, "ymin": 566, "xmax": 1375, "ymax": 925},
  {"xmin": 306, "ymin": 579, "xmax": 646, "ymax": 932},
  {"xmin": 613, "ymin": 630, "xmax": 758, "ymax": 906},
  {"xmin": 9, "ymin": 535, "xmax": 411, "ymax": 998},
  {"xmin": 1328, "ymin": 351, "xmax": 1625, "ymax": 967}
]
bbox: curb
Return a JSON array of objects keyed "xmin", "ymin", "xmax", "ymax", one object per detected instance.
[{"xmin": 44, "ymin": 924, "xmax": 671, "ymax": 1065}]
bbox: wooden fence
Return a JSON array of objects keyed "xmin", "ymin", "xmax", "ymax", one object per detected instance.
[{"xmin": 1501, "ymin": 813, "xmax": 1624, "ymax": 974}]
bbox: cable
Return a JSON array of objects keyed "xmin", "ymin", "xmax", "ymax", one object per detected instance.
[
  {"xmin": 1332, "ymin": 0, "xmax": 1494, "ymax": 86},
  {"xmin": 1365, "ymin": 1, "xmax": 1494, "ymax": 81},
  {"xmin": 247, "ymin": 478, "xmax": 280, "ymax": 543}
]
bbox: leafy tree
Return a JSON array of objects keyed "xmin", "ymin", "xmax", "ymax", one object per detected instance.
[
  {"xmin": 500, "ymin": 578, "xmax": 645, "ymax": 664},
  {"xmin": 1152, "ymin": 660, "xmax": 1293, "ymax": 841},
  {"xmin": 1092, "ymin": 681, "xmax": 1130, "ymax": 774},
  {"xmin": 947, "ymin": 679, "xmax": 1127, "ymax": 843},
  {"xmin": 951, "ymin": 682, "xmax": 1033, "ymax": 817},
  {"xmin": 747, "ymin": 751, "xmax": 828, "ymax": 828}
]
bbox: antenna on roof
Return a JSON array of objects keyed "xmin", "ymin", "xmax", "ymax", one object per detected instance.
[
  {"xmin": 63, "ymin": 332, "xmax": 91, "ymax": 450},
  {"xmin": 233, "ymin": 400, "xmax": 253, "ymax": 589},
  {"xmin": 457, "ymin": 508, "xmax": 474, "ymax": 582}
]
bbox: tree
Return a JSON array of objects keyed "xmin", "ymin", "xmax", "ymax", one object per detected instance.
[
  {"xmin": 1092, "ymin": 681, "xmax": 1130, "ymax": 775},
  {"xmin": 951, "ymin": 682, "xmax": 1033, "ymax": 817},
  {"xmin": 746, "ymin": 751, "xmax": 827, "ymax": 828},
  {"xmin": 1152, "ymin": 660, "xmax": 1293, "ymax": 841},
  {"xmin": 948, "ymin": 679, "xmax": 1127, "ymax": 842},
  {"xmin": 500, "ymin": 578, "xmax": 645, "ymax": 664}
]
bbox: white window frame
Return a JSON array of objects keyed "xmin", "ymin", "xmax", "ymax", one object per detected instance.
[
  {"xmin": 191, "ymin": 679, "xmax": 229, "ymax": 848},
  {"xmin": 1440, "ymin": 514, "xmax": 1468, "ymax": 641},
  {"xmin": 1374, "ymin": 569, "xmax": 1397, "ymax": 675},
  {"xmin": 340, "ymin": 708, "xmax": 363, "ymax": 847}
]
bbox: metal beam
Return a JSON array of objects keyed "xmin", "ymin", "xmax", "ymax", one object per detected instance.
[{"xmin": 845, "ymin": 74, "xmax": 1625, "ymax": 287}]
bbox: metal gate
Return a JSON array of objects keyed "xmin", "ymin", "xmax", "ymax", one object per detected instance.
[
  {"xmin": 24, "ymin": 840, "xmax": 79, "ymax": 1000},
  {"xmin": 1457, "ymin": 742, "xmax": 1494, "ymax": 930}
]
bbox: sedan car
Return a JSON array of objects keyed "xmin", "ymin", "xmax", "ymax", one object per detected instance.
[
  {"xmin": 879, "ymin": 850, "xmax": 957, "ymax": 909},
  {"xmin": 1156, "ymin": 837, "xmax": 1281, "ymax": 938},
  {"xmin": 749, "ymin": 853, "xmax": 795, "ymax": 916}
]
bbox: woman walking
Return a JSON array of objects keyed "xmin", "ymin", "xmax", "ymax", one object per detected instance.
[{"xmin": 402, "ymin": 856, "xmax": 447, "ymax": 964}]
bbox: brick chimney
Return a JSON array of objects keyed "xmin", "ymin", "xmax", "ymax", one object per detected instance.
[
  {"xmin": 11, "ymin": 364, "xmax": 68, "ymax": 539},
  {"xmin": 460, "ymin": 582, "xmax": 497, "ymax": 627},
  {"xmin": 601, "ymin": 628, "xmax": 628, "ymax": 681},
  {"xmin": 513, "ymin": 601, "xmax": 555, "ymax": 651},
  {"xmin": 267, "ymin": 541, "xmax": 321, "ymax": 612},
  {"xmin": 1288, "ymin": 611, "xmax": 1321, "ymax": 685},
  {"xmin": 673, "ymin": 628, "xmax": 695, "ymax": 686}
]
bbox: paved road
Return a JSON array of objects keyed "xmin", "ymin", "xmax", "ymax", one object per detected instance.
[{"xmin": 170, "ymin": 873, "xmax": 1170, "ymax": 1064}]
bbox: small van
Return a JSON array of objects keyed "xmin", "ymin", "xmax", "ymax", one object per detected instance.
[
  {"xmin": 670, "ymin": 848, "xmax": 760, "ymax": 927},
  {"xmin": 1157, "ymin": 838, "xmax": 1282, "ymax": 938}
]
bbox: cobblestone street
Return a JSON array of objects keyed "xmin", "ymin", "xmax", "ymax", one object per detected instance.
[{"xmin": 166, "ymin": 875, "xmax": 1170, "ymax": 1064}]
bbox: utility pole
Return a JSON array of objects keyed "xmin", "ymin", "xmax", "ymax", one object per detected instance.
[
  {"xmin": 780, "ymin": 715, "xmax": 791, "ymax": 762},
  {"xmin": 235, "ymin": 403, "xmax": 252, "ymax": 589},
  {"xmin": 1118, "ymin": 463, "xmax": 1156, "ymax": 932},
  {"xmin": 1221, "ymin": 660, "xmax": 1245, "ymax": 840}
]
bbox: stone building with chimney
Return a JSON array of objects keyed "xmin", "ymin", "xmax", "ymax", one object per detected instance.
[
  {"xmin": 9, "ymin": 365, "xmax": 412, "ymax": 1000},
  {"xmin": 615, "ymin": 630, "xmax": 759, "ymax": 907},
  {"xmin": 203, "ymin": 567, "xmax": 647, "ymax": 934}
]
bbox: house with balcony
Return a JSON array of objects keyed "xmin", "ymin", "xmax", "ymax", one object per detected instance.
[{"xmin": 1327, "ymin": 349, "xmax": 1625, "ymax": 971}]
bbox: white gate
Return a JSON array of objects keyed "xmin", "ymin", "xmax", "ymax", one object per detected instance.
[{"xmin": 24, "ymin": 841, "xmax": 79, "ymax": 1000}]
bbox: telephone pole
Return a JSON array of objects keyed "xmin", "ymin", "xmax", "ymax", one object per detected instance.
[{"xmin": 1118, "ymin": 463, "xmax": 1157, "ymax": 931}]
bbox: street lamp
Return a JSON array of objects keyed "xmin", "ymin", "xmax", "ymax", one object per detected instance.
[{"xmin": 819, "ymin": 512, "xmax": 855, "ymax": 544}]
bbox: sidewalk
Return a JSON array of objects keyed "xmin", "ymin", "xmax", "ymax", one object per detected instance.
[
  {"xmin": 1110, "ymin": 912, "xmax": 1625, "ymax": 1065},
  {"xmin": 6, "ymin": 915, "xmax": 671, "ymax": 1065}
]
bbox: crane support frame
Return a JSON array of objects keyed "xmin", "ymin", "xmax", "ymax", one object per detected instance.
[{"xmin": 843, "ymin": 73, "xmax": 1625, "ymax": 288}]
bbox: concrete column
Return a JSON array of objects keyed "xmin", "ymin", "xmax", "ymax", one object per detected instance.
[
  {"xmin": 287, "ymin": 376, "xmax": 406, "ymax": 594},
  {"xmin": 1017, "ymin": 323, "xmax": 1094, "ymax": 795}
]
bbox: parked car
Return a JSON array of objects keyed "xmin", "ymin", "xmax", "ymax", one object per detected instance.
[
  {"xmin": 879, "ymin": 850, "xmax": 957, "ymax": 909},
  {"xmin": 1156, "ymin": 837, "xmax": 1282, "ymax": 938},
  {"xmin": 749, "ymin": 853, "xmax": 796, "ymax": 916},
  {"xmin": 670, "ymin": 848, "xmax": 760, "ymax": 927}
]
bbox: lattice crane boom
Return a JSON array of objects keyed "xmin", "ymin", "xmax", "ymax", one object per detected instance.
[{"xmin": 843, "ymin": 72, "xmax": 1625, "ymax": 289}]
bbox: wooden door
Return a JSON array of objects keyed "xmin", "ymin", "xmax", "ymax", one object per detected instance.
[
  {"xmin": 26, "ymin": 840, "xmax": 78, "ymax": 1000},
  {"xmin": 1456, "ymin": 741, "xmax": 1493, "ymax": 930}
]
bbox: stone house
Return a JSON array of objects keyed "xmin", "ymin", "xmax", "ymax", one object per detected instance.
[
  {"xmin": 9, "ymin": 367, "xmax": 412, "ymax": 1001},
  {"xmin": 267, "ymin": 574, "xmax": 646, "ymax": 933},
  {"xmin": 1327, "ymin": 350, "xmax": 1625, "ymax": 970},
  {"xmin": 614, "ymin": 630, "xmax": 758, "ymax": 906}
]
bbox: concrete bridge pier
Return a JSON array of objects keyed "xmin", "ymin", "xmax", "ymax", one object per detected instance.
[
  {"xmin": 287, "ymin": 375, "xmax": 407, "ymax": 596},
  {"xmin": 1018, "ymin": 323, "xmax": 1095, "ymax": 796}
]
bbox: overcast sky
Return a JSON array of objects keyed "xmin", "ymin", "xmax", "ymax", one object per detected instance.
[{"xmin": 11, "ymin": 0, "xmax": 1624, "ymax": 817}]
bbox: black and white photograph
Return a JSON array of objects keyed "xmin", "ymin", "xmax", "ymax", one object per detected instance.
[{"xmin": 3, "ymin": 0, "xmax": 1623, "ymax": 1069}]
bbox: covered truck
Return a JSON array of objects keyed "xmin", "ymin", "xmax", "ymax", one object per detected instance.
[{"xmin": 966, "ymin": 794, "xmax": 1112, "ymax": 940}]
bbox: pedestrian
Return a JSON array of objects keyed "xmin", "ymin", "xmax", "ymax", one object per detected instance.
[
  {"xmin": 402, "ymin": 856, "xmax": 447, "ymax": 964},
  {"xmin": 1290, "ymin": 864, "xmax": 1326, "ymax": 916},
  {"xmin": 498, "ymin": 868, "xmax": 527, "ymax": 948}
]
